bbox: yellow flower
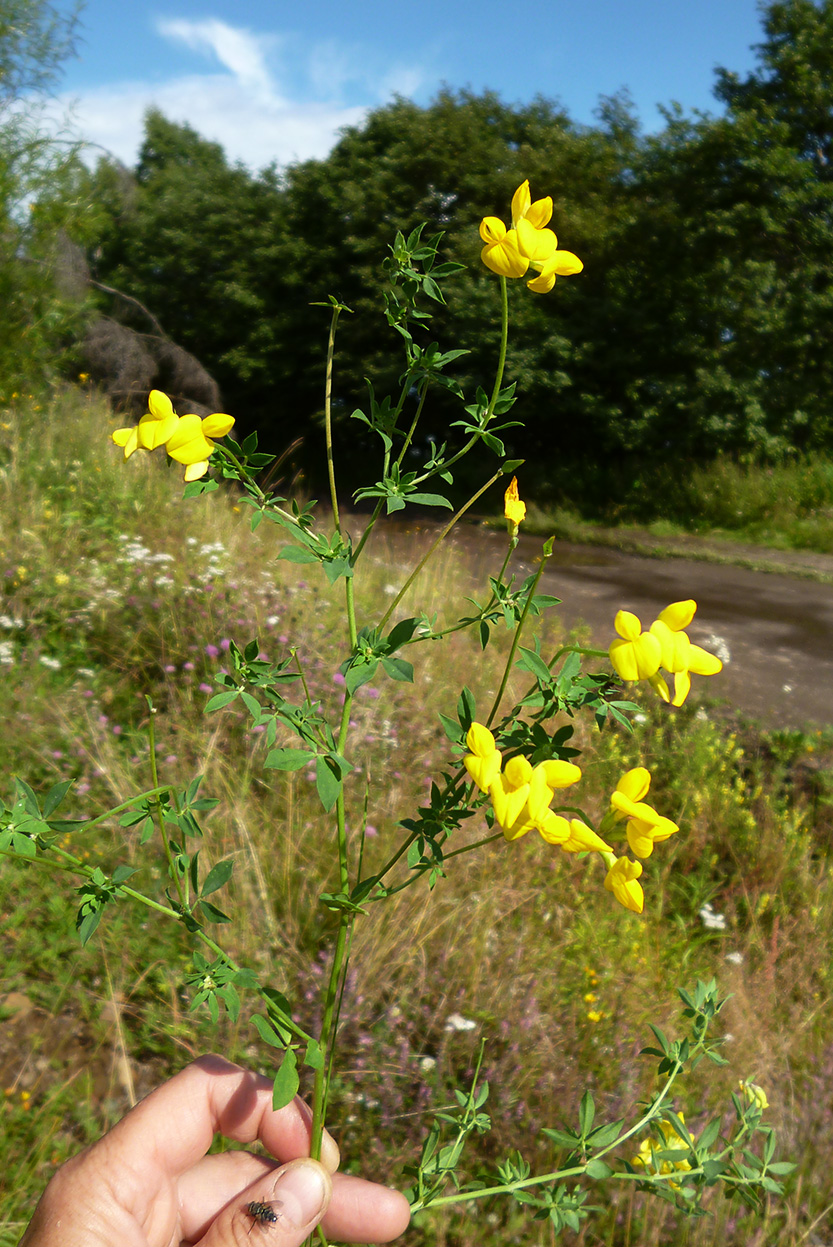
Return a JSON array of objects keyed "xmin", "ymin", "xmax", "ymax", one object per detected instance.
[
  {"xmin": 610, "ymin": 600, "xmax": 722, "ymax": 707},
  {"xmin": 504, "ymin": 476, "xmax": 526, "ymax": 533},
  {"xmin": 609, "ymin": 768, "xmax": 679, "ymax": 859},
  {"xmin": 649, "ymin": 601, "xmax": 723, "ymax": 706},
  {"xmin": 111, "ymin": 391, "xmax": 235, "ymax": 481},
  {"xmin": 111, "ymin": 389, "xmax": 180, "ymax": 459},
  {"xmin": 165, "ymin": 411, "xmax": 235, "ymax": 481},
  {"xmin": 739, "ymin": 1080, "xmax": 769, "ymax": 1111},
  {"xmin": 604, "ymin": 856, "xmax": 644, "ymax": 914},
  {"xmin": 634, "ymin": 1118, "xmax": 692, "ymax": 1187},
  {"xmin": 464, "ymin": 722, "xmax": 502, "ymax": 792},
  {"xmin": 490, "ymin": 754, "xmax": 582, "ymax": 842},
  {"xmin": 609, "ymin": 611, "xmax": 662, "ymax": 683},
  {"xmin": 560, "ymin": 819, "xmax": 613, "ymax": 854},
  {"xmin": 480, "ymin": 181, "xmax": 583, "ymax": 293}
]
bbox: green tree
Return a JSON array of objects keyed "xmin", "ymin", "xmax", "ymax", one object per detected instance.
[{"xmin": 0, "ymin": 0, "xmax": 84, "ymax": 388}]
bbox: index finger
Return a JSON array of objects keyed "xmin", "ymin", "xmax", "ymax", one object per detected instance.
[{"xmin": 103, "ymin": 1054, "xmax": 340, "ymax": 1178}]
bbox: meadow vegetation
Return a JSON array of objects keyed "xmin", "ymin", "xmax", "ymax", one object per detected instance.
[
  {"xmin": 528, "ymin": 455, "xmax": 833, "ymax": 557},
  {"xmin": 1, "ymin": 391, "xmax": 832, "ymax": 1246}
]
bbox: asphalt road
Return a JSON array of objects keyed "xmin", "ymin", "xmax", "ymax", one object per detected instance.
[{"xmin": 423, "ymin": 527, "xmax": 833, "ymax": 729}]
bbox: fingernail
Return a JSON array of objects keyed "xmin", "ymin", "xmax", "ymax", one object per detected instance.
[
  {"xmin": 272, "ymin": 1159, "xmax": 331, "ymax": 1229},
  {"xmin": 320, "ymin": 1127, "xmax": 340, "ymax": 1174}
]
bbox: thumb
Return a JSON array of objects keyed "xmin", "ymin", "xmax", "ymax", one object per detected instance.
[{"xmin": 197, "ymin": 1158, "xmax": 332, "ymax": 1247}]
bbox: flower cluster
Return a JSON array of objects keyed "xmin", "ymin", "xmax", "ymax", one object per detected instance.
[
  {"xmin": 479, "ymin": 181, "xmax": 584, "ymax": 293},
  {"xmin": 464, "ymin": 725, "xmax": 679, "ymax": 915},
  {"xmin": 633, "ymin": 1117, "xmax": 693, "ymax": 1188},
  {"xmin": 112, "ymin": 390, "xmax": 235, "ymax": 481},
  {"xmin": 609, "ymin": 600, "xmax": 723, "ymax": 707}
]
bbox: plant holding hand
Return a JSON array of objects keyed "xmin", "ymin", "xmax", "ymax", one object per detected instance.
[
  {"xmin": 2, "ymin": 179, "xmax": 793, "ymax": 1241},
  {"xmin": 19, "ymin": 1056, "xmax": 409, "ymax": 1247}
]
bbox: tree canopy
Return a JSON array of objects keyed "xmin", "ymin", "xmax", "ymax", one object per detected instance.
[{"xmin": 14, "ymin": 0, "xmax": 833, "ymax": 499}]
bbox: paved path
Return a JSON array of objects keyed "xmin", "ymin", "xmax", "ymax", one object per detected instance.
[{"xmin": 447, "ymin": 529, "xmax": 833, "ymax": 729}]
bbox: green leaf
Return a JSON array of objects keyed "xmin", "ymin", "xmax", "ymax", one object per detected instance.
[
  {"xmin": 278, "ymin": 545, "xmax": 319, "ymax": 564},
  {"xmin": 516, "ymin": 646, "xmax": 553, "ymax": 685},
  {"xmin": 272, "ymin": 1048, "xmax": 299, "ymax": 1110},
  {"xmin": 43, "ymin": 780, "xmax": 73, "ymax": 818},
  {"xmin": 201, "ymin": 859, "xmax": 234, "ymax": 896},
  {"xmin": 251, "ymin": 1013, "xmax": 288, "ymax": 1050},
  {"xmin": 205, "ymin": 690, "xmax": 239, "ymax": 712},
  {"xmin": 578, "ymin": 1090, "xmax": 595, "ymax": 1136},
  {"xmin": 316, "ymin": 756, "xmax": 342, "ymax": 811},
  {"xmin": 304, "ymin": 1039, "xmax": 325, "ymax": 1071},
  {"xmin": 584, "ymin": 1159, "xmax": 613, "ymax": 1179},
  {"xmin": 380, "ymin": 656, "xmax": 414, "ymax": 683},
  {"xmin": 197, "ymin": 898, "xmax": 231, "ymax": 924},
  {"xmin": 406, "ymin": 492, "xmax": 453, "ymax": 508},
  {"xmin": 265, "ymin": 748, "xmax": 316, "ymax": 771},
  {"xmin": 345, "ymin": 658, "xmax": 379, "ymax": 694},
  {"xmin": 77, "ymin": 907, "xmax": 102, "ymax": 945},
  {"xmin": 386, "ymin": 617, "xmax": 418, "ymax": 649}
]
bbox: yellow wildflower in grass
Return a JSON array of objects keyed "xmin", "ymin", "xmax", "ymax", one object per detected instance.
[
  {"xmin": 634, "ymin": 1118, "xmax": 693, "ymax": 1188},
  {"xmin": 165, "ymin": 411, "xmax": 235, "ymax": 481},
  {"xmin": 560, "ymin": 819, "xmax": 613, "ymax": 854},
  {"xmin": 111, "ymin": 391, "xmax": 235, "ymax": 481},
  {"xmin": 609, "ymin": 610, "xmax": 662, "ymax": 683},
  {"xmin": 504, "ymin": 476, "xmax": 526, "ymax": 533},
  {"xmin": 480, "ymin": 180, "xmax": 583, "ymax": 293},
  {"xmin": 609, "ymin": 767, "xmax": 679, "ymax": 859},
  {"xmin": 112, "ymin": 389, "xmax": 180, "ymax": 459},
  {"xmin": 603, "ymin": 856, "xmax": 644, "ymax": 914},
  {"xmin": 739, "ymin": 1080, "xmax": 769, "ymax": 1112},
  {"xmin": 610, "ymin": 600, "xmax": 722, "ymax": 706},
  {"xmin": 491, "ymin": 755, "xmax": 582, "ymax": 843},
  {"xmin": 649, "ymin": 600, "xmax": 723, "ymax": 706},
  {"xmin": 463, "ymin": 722, "xmax": 502, "ymax": 792}
]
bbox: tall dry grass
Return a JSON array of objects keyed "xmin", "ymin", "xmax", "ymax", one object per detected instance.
[{"xmin": 0, "ymin": 391, "xmax": 832, "ymax": 1245}]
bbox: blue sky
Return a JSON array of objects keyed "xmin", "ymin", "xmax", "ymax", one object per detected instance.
[{"xmin": 52, "ymin": 0, "xmax": 767, "ymax": 170}]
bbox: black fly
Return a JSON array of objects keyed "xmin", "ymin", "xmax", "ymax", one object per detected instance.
[{"xmin": 245, "ymin": 1200, "xmax": 283, "ymax": 1232}]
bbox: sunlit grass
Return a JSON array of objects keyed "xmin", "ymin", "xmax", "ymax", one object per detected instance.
[
  {"xmin": 535, "ymin": 454, "xmax": 833, "ymax": 555},
  {"xmin": 1, "ymin": 391, "xmax": 833, "ymax": 1244}
]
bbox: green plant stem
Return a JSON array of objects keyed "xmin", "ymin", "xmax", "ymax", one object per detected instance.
[
  {"xmin": 488, "ymin": 276, "xmax": 510, "ymax": 415},
  {"xmin": 377, "ymin": 468, "xmax": 505, "ymax": 633},
  {"xmin": 414, "ymin": 1049, "xmax": 700, "ymax": 1213},
  {"xmin": 0, "ymin": 843, "xmax": 314, "ymax": 1044},
  {"xmin": 549, "ymin": 644, "xmax": 610, "ymax": 665},
  {"xmin": 486, "ymin": 539, "xmax": 553, "ymax": 727},
  {"xmin": 324, "ymin": 303, "xmax": 343, "ymax": 536},
  {"xmin": 69, "ymin": 786, "xmax": 177, "ymax": 831},
  {"xmin": 411, "ymin": 275, "xmax": 510, "ymax": 488},
  {"xmin": 146, "ymin": 701, "xmax": 187, "ymax": 909},
  {"xmin": 217, "ymin": 443, "xmax": 303, "ymax": 529},
  {"xmin": 311, "ymin": 296, "xmax": 358, "ymax": 1155},
  {"xmin": 395, "ymin": 381, "xmax": 429, "ymax": 468}
]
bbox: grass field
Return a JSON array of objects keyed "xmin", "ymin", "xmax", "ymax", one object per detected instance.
[
  {"xmin": 1, "ymin": 390, "xmax": 833, "ymax": 1246},
  {"xmin": 535, "ymin": 454, "xmax": 833, "ymax": 557}
]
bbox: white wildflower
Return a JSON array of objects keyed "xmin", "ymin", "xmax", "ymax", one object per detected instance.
[
  {"xmin": 699, "ymin": 902, "xmax": 727, "ymax": 931},
  {"xmin": 444, "ymin": 1013, "xmax": 477, "ymax": 1033}
]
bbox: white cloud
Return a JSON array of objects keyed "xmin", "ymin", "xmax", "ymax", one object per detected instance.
[
  {"xmin": 156, "ymin": 18, "xmax": 280, "ymax": 105},
  {"xmin": 59, "ymin": 74, "xmax": 367, "ymax": 169},
  {"xmin": 52, "ymin": 18, "xmax": 431, "ymax": 171}
]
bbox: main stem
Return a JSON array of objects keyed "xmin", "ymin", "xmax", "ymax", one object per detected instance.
[{"xmin": 311, "ymin": 303, "xmax": 357, "ymax": 1158}]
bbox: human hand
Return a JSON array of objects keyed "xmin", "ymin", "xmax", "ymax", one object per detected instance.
[{"xmin": 19, "ymin": 1054, "xmax": 411, "ymax": 1246}]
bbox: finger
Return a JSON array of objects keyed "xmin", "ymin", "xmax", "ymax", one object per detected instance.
[
  {"xmin": 194, "ymin": 1159, "xmax": 331, "ymax": 1247},
  {"xmin": 324, "ymin": 1174, "xmax": 412, "ymax": 1244},
  {"xmin": 180, "ymin": 1156, "xmax": 410, "ymax": 1245},
  {"xmin": 103, "ymin": 1054, "xmax": 339, "ymax": 1185}
]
